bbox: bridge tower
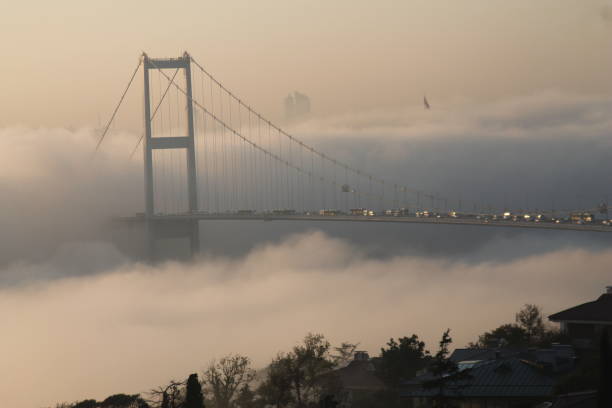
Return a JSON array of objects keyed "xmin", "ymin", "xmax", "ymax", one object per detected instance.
[{"xmin": 142, "ymin": 52, "xmax": 199, "ymax": 259}]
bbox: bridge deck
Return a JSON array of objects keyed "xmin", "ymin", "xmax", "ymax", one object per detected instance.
[{"xmin": 118, "ymin": 214, "xmax": 612, "ymax": 233}]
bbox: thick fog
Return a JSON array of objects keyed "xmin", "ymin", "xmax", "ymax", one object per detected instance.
[
  {"xmin": 1, "ymin": 232, "xmax": 611, "ymax": 408},
  {"xmin": 1, "ymin": 92, "xmax": 612, "ymax": 270},
  {"xmin": 1, "ymin": 91, "xmax": 611, "ymax": 407}
]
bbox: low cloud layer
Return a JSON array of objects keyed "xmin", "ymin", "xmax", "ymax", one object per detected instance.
[
  {"xmin": 0, "ymin": 126, "xmax": 142, "ymax": 268},
  {"xmin": 1, "ymin": 231, "xmax": 610, "ymax": 408},
  {"xmin": 0, "ymin": 91, "xmax": 612, "ymax": 265},
  {"xmin": 294, "ymin": 91, "xmax": 612, "ymax": 211}
]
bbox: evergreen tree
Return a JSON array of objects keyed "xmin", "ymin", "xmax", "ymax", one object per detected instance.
[
  {"xmin": 424, "ymin": 329, "xmax": 470, "ymax": 407},
  {"xmin": 184, "ymin": 374, "xmax": 205, "ymax": 408}
]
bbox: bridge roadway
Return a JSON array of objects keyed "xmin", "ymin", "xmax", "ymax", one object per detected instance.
[{"xmin": 122, "ymin": 213, "xmax": 612, "ymax": 233}]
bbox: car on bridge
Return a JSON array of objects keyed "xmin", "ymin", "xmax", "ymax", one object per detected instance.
[
  {"xmin": 320, "ymin": 209, "xmax": 341, "ymax": 216},
  {"xmin": 350, "ymin": 208, "xmax": 376, "ymax": 216},
  {"xmin": 384, "ymin": 208, "xmax": 410, "ymax": 217},
  {"xmin": 570, "ymin": 211, "xmax": 594, "ymax": 224}
]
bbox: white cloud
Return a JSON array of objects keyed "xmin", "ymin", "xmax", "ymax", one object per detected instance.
[{"xmin": 0, "ymin": 231, "xmax": 609, "ymax": 408}]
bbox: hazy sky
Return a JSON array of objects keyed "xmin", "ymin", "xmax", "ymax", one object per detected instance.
[
  {"xmin": 1, "ymin": 1, "xmax": 611, "ymax": 128},
  {"xmin": 2, "ymin": 2, "xmax": 612, "ymax": 407}
]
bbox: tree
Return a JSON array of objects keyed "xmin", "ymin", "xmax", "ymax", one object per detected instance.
[
  {"xmin": 161, "ymin": 393, "xmax": 169, "ymax": 408},
  {"xmin": 257, "ymin": 353, "xmax": 295, "ymax": 408},
  {"xmin": 429, "ymin": 330, "xmax": 457, "ymax": 378},
  {"xmin": 472, "ymin": 304, "xmax": 564, "ymax": 348},
  {"xmin": 471, "ymin": 323, "xmax": 528, "ymax": 348},
  {"xmin": 424, "ymin": 330, "xmax": 468, "ymax": 408},
  {"xmin": 184, "ymin": 374, "xmax": 205, "ymax": 408},
  {"xmin": 203, "ymin": 354, "xmax": 255, "ymax": 408},
  {"xmin": 330, "ymin": 342, "xmax": 359, "ymax": 368},
  {"xmin": 515, "ymin": 304, "xmax": 545, "ymax": 342},
  {"xmin": 289, "ymin": 333, "xmax": 336, "ymax": 407},
  {"xmin": 149, "ymin": 380, "xmax": 185, "ymax": 408},
  {"xmin": 378, "ymin": 334, "xmax": 429, "ymax": 387},
  {"xmin": 100, "ymin": 394, "xmax": 149, "ymax": 408},
  {"xmin": 257, "ymin": 334, "xmax": 337, "ymax": 408},
  {"xmin": 72, "ymin": 400, "xmax": 98, "ymax": 408},
  {"xmin": 234, "ymin": 384, "xmax": 258, "ymax": 408}
]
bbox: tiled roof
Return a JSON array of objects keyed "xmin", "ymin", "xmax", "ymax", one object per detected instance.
[
  {"xmin": 549, "ymin": 294, "xmax": 612, "ymax": 323},
  {"xmin": 401, "ymin": 358, "xmax": 554, "ymax": 398},
  {"xmin": 450, "ymin": 348, "xmax": 518, "ymax": 363}
]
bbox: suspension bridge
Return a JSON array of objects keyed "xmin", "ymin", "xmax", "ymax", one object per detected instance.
[{"xmin": 97, "ymin": 52, "xmax": 612, "ymax": 259}]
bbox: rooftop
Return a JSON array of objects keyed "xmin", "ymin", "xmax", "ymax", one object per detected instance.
[
  {"xmin": 401, "ymin": 357, "xmax": 555, "ymax": 399},
  {"xmin": 334, "ymin": 359, "xmax": 386, "ymax": 391},
  {"xmin": 549, "ymin": 289, "xmax": 612, "ymax": 323}
]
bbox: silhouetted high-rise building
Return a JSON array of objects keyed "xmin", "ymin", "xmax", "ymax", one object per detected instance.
[{"xmin": 284, "ymin": 91, "xmax": 310, "ymax": 122}]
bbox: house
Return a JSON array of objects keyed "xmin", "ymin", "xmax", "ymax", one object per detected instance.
[
  {"xmin": 323, "ymin": 351, "xmax": 386, "ymax": 407},
  {"xmin": 401, "ymin": 357, "xmax": 556, "ymax": 408},
  {"xmin": 334, "ymin": 351, "xmax": 385, "ymax": 392},
  {"xmin": 548, "ymin": 286, "xmax": 612, "ymax": 349}
]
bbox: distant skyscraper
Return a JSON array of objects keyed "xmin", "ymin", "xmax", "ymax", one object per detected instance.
[{"xmin": 284, "ymin": 91, "xmax": 311, "ymax": 122}]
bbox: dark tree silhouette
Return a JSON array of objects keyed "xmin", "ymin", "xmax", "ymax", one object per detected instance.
[
  {"xmin": 99, "ymin": 394, "xmax": 149, "ymax": 408},
  {"xmin": 424, "ymin": 329, "xmax": 471, "ymax": 407},
  {"xmin": 472, "ymin": 304, "xmax": 564, "ymax": 348},
  {"xmin": 379, "ymin": 334, "xmax": 429, "ymax": 387},
  {"xmin": 257, "ymin": 354, "xmax": 295, "ymax": 408},
  {"xmin": 471, "ymin": 323, "xmax": 528, "ymax": 348},
  {"xmin": 72, "ymin": 400, "xmax": 98, "ymax": 408},
  {"xmin": 290, "ymin": 333, "xmax": 335, "ymax": 407},
  {"xmin": 515, "ymin": 304, "xmax": 545, "ymax": 342},
  {"xmin": 150, "ymin": 380, "xmax": 185, "ymax": 408},
  {"xmin": 258, "ymin": 334, "xmax": 336, "ymax": 407},
  {"xmin": 161, "ymin": 392, "xmax": 169, "ymax": 408},
  {"xmin": 331, "ymin": 342, "xmax": 359, "ymax": 368},
  {"xmin": 203, "ymin": 354, "xmax": 255, "ymax": 408},
  {"xmin": 184, "ymin": 374, "xmax": 205, "ymax": 408}
]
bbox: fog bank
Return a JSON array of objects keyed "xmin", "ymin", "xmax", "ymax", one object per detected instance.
[{"xmin": 0, "ymin": 231, "xmax": 609, "ymax": 408}]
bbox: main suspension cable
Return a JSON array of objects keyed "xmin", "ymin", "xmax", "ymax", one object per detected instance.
[
  {"xmin": 149, "ymin": 59, "xmax": 382, "ymax": 207},
  {"xmin": 94, "ymin": 57, "xmax": 142, "ymax": 154}
]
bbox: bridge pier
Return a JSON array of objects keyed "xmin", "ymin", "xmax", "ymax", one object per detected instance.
[
  {"xmin": 146, "ymin": 218, "xmax": 200, "ymax": 261},
  {"xmin": 141, "ymin": 52, "xmax": 200, "ymax": 262}
]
